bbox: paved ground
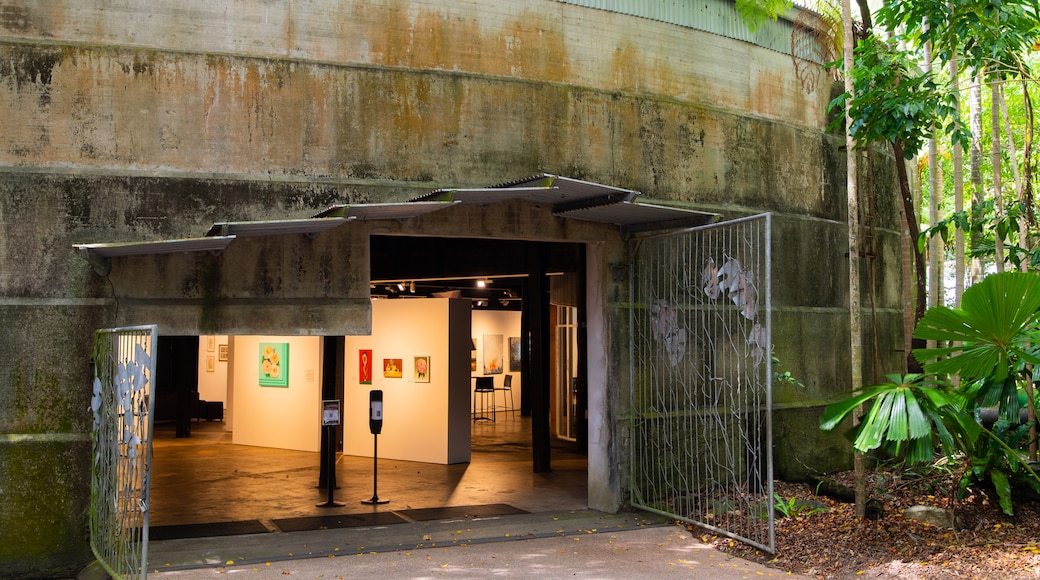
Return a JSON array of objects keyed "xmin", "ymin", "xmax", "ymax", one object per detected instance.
[{"xmin": 78, "ymin": 510, "xmax": 808, "ymax": 579}]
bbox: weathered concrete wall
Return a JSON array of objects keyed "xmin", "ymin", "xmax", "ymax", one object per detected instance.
[{"xmin": 0, "ymin": 0, "xmax": 903, "ymax": 576}]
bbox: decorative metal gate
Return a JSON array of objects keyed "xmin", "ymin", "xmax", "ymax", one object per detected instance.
[
  {"xmin": 628, "ymin": 214, "xmax": 773, "ymax": 553},
  {"xmin": 90, "ymin": 325, "xmax": 158, "ymax": 579}
]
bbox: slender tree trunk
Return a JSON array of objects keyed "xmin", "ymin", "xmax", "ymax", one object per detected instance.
[
  {"xmin": 992, "ymin": 78, "xmax": 1006, "ymax": 271},
  {"xmin": 951, "ymin": 56, "xmax": 965, "ymax": 307},
  {"xmin": 892, "ymin": 140, "xmax": 927, "ymax": 371},
  {"xmin": 1000, "ymin": 87, "xmax": 1027, "ymax": 271},
  {"xmin": 841, "ymin": 0, "xmax": 866, "ymax": 520},
  {"xmin": 970, "ymin": 73, "xmax": 985, "ymax": 281},
  {"xmin": 927, "ymin": 40, "xmax": 943, "ymax": 317}
]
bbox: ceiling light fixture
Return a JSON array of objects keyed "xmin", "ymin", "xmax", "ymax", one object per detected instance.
[
  {"xmin": 476, "ymin": 279, "xmax": 486, "ymax": 288},
  {"xmin": 397, "ymin": 283, "xmax": 405, "ymax": 291},
  {"xmin": 409, "ymin": 281, "xmax": 416, "ymax": 293}
]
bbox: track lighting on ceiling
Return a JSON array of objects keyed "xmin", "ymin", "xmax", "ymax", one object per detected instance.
[
  {"xmin": 409, "ymin": 281, "xmax": 415, "ymax": 293},
  {"xmin": 476, "ymin": 279, "xmax": 486, "ymax": 288},
  {"xmin": 397, "ymin": 283, "xmax": 406, "ymax": 291}
]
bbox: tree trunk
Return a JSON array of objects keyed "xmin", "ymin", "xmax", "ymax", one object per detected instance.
[
  {"xmin": 892, "ymin": 139, "xmax": 927, "ymax": 371},
  {"xmin": 950, "ymin": 56, "xmax": 965, "ymax": 308},
  {"xmin": 970, "ymin": 72, "xmax": 985, "ymax": 281},
  {"xmin": 992, "ymin": 78, "xmax": 1006, "ymax": 271},
  {"xmin": 926, "ymin": 40, "xmax": 943, "ymax": 317},
  {"xmin": 841, "ymin": 0, "xmax": 866, "ymax": 520}
]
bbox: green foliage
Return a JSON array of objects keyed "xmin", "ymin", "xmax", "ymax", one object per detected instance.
[
  {"xmin": 914, "ymin": 271, "xmax": 1040, "ymax": 419},
  {"xmin": 823, "ymin": 273, "xmax": 1040, "ymax": 515},
  {"xmin": 828, "ymin": 35, "xmax": 969, "ymax": 159},
  {"xmin": 820, "ymin": 373, "xmax": 979, "ymax": 464},
  {"xmin": 877, "ymin": 0, "xmax": 1040, "ymax": 79},
  {"xmin": 734, "ymin": 0, "xmax": 793, "ymax": 33},
  {"xmin": 772, "ymin": 493, "xmax": 827, "ymax": 518},
  {"xmin": 773, "ymin": 351, "xmax": 806, "ymax": 389}
]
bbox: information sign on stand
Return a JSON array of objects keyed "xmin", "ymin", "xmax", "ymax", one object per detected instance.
[
  {"xmin": 322, "ymin": 400, "xmax": 341, "ymax": 427},
  {"xmin": 317, "ymin": 399, "xmax": 344, "ymax": 508}
]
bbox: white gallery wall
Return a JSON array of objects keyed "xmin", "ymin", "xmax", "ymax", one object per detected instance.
[
  {"xmin": 196, "ymin": 335, "xmax": 229, "ymax": 404},
  {"xmin": 343, "ymin": 298, "xmax": 471, "ymax": 464},
  {"xmin": 471, "ymin": 309, "xmax": 522, "ymax": 411},
  {"xmin": 230, "ymin": 335, "xmax": 322, "ymax": 452}
]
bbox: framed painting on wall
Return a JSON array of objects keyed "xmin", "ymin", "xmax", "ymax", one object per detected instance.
[
  {"xmin": 414, "ymin": 356, "xmax": 430, "ymax": 382},
  {"xmin": 383, "ymin": 358, "xmax": 403, "ymax": 378},
  {"xmin": 483, "ymin": 334, "xmax": 503, "ymax": 374},
  {"xmin": 508, "ymin": 336, "xmax": 521, "ymax": 372},
  {"xmin": 360, "ymin": 349, "xmax": 372, "ymax": 384},
  {"xmin": 259, "ymin": 342, "xmax": 289, "ymax": 387},
  {"xmin": 218, "ymin": 344, "xmax": 229, "ymax": 361}
]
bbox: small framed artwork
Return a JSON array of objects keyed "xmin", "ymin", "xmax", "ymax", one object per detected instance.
[
  {"xmin": 360, "ymin": 349, "xmax": 373, "ymax": 384},
  {"xmin": 383, "ymin": 358, "xmax": 403, "ymax": 378},
  {"xmin": 218, "ymin": 344, "xmax": 229, "ymax": 361},
  {"xmin": 206, "ymin": 336, "xmax": 216, "ymax": 352},
  {"xmin": 206, "ymin": 356, "xmax": 215, "ymax": 372},
  {"xmin": 259, "ymin": 342, "xmax": 289, "ymax": 387},
  {"xmin": 414, "ymin": 356, "xmax": 430, "ymax": 382},
  {"xmin": 508, "ymin": 336, "xmax": 521, "ymax": 372}
]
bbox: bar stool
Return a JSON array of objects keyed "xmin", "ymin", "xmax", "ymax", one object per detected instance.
[
  {"xmin": 497, "ymin": 374, "xmax": 515, "ymax": 416},
  {"xmin": 473, "ymin": 376, "xmax": 495, "ymax": 422}
]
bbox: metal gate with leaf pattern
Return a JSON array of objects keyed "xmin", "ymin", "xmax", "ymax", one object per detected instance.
[
  {"xmin": 628, "ymin": 214, "xmax": 773, "ymax": 553},
  {"xmin": 90, "ymin": 325, "xmax": 158, "ymax": 579}
]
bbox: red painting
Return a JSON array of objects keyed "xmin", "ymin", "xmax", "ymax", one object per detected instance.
[{"xmin": 359, "ymin": 349, "xmax": 372, "ymax": 385}]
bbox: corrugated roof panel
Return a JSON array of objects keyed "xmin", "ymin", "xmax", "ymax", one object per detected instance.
[
  {"xmin": 74, "ymin": 236, "xmax": 237, "ymax": 258},
  {"xmin": 73, "ymin": 236, "xmax": 237, "ymax": 275},
  {"xmin": 205, "ymin": 217, "xmax": 348, "ymax": 237},
  {"xmin": 555, "ymin": 201, "xmax": 718, "ymax": 233},
  {"xmin": 315, "ymin": 202, "xmax": 454, "ymax": 220},
  {"xmin": 492, "ymin": 173, "xmax": 641, "ymax": 202},
  {"xmin": 555, "ymin": 0, "xmax": 810, "ymax": 61}
]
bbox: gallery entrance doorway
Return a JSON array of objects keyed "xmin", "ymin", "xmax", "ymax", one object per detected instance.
[{"xmin": 145, "ymin": 235, "xmax": 592, "ymax": 531}]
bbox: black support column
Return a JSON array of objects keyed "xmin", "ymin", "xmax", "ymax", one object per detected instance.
[
  {"xmin": 523, "ymin": 243, "xmax": 552, "ymax": 473},
  {"xmin": 318, "ymin": 336, "xmax": 345, "ymax": 488}
]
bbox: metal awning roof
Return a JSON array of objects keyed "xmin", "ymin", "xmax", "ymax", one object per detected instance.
[
  {"xmin": 313, "ymin": 201, "xmax": 455, "ymax": 220},
  {"xmin": 205, "ymin": 217, "xmax": 349, "ymax": 238},
  {"xmin": 74, "ymin": 236, "xmax": 236, "ymax": 276},
  {"xmin": 412, "ymin": 173, "xmax": 715, "ymax": 233},
  {"xmin": 555, "ymin": 201, "xmax": 717, "ymax": 233},
  {"xmin": 73, "ymin": 174, "xmax": 718, "ymax": 271}
]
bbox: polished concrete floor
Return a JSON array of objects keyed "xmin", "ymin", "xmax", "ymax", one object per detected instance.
[{"xmin": 149, "ymin": 413, "xmax": 589, "ymax": 528}]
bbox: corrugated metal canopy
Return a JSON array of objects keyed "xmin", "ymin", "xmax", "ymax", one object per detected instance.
[
  {"xmin": 74, "ymin": 236, "xmax": 236, "ymax": 276},
  {"xmin": 314, "ymin": 201, "xmax": 454, "ymax": 220},
  {"xmin": 412, "ymin": 174, "xmax": 640, "ymax": 206},
  {"xmin": 556, "ymin": 201, "xmax": 718, "ymax": 234},
  {"xmin": 72, "ymin": 175, "xmax": 719, "ymax": 272},
  {"xmin": 205, "ymin": 217, "xmax": 349, "ymax": 237}
]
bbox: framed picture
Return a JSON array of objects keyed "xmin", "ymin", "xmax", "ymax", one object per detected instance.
[
  {"xmin": 218, "ymin": 344, "xmax": 229, "ymax": 361},
  {"xmin": 206, "ymin": 336, "xmax": 215, "ymax": 352},
  {"xmin": 259, "ymin": 342, "xmax": 289, "ymax": 387},
  {"xmin": 414, "ymin": 356, "xmax": 430, "ymax": 382},
  {"xmin": 206, "ymin": 356, "xmax": 215, "ymax": 372},
  {"xmin": 359, "ymin": 349, "xmax": 373, "ymax": 384},
  {"xmin": 383, "ymin": 358, "xmax": 403, "ymax": 378},
  {"xmin": 508, "ymin": 336, "xmax": 521, "ymax": 372},
  {"xmin": 483, "ymin": 334, "xmax": 503, "ymax": 374}
]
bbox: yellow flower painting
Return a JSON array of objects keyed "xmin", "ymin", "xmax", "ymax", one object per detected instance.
[{"xmin": 259, "ymin": 342, "xmax": 289, "ymax": 387}]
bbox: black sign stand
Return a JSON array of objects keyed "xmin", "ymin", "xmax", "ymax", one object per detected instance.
[
  {"xmin": 317, "ymin": 400, "xmax": 344, "ymax": 508},
  {"xmin": 362, "ymin": 390, "xmax": 389, "ymax": 505},
  {"xmin": 361, "ymin": 433, "xmax": 389, "ymax": 505}
]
